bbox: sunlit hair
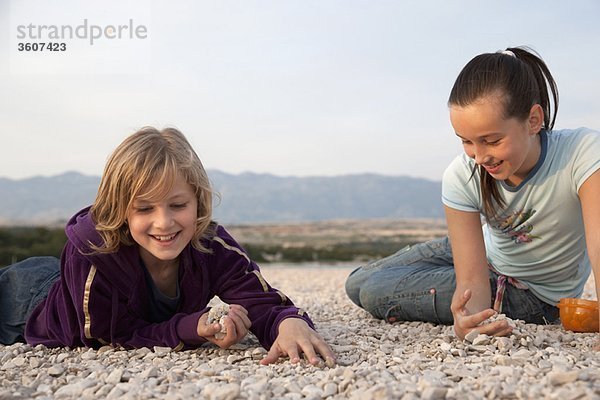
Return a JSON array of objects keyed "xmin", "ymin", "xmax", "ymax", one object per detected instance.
[
  {"xmin": 448, "ymin": 46, "xmax": 559, "ymax": 221},
  {"xmin": 90, "ymin": 127, "xmax": 214, "ymax": 253}
]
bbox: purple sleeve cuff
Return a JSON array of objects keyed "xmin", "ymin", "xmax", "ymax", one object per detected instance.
[
  {"xmin": 270, "ymin": 308, "xmax": 315, "ymax": 347},
  {"xmin": 176, "ymin": 310, "xmax": 207, "ymax": 346}
]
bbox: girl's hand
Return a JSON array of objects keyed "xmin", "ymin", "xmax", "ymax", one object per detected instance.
[
  {"xmin": 196, "ymin": 304, "xmax": 252, "ymax": 349},
  {"xmin": 260, "ymin": 318, "xmax": 336, "ymax": 366},
  {"xmin": 451, "ymin": 289, "xmax": 513, "ymax": 340}
]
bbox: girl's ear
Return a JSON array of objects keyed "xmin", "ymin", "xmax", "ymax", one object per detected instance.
[{"xmin": 528, "ymin": 104, "xmax": 544, "ymax": 134}]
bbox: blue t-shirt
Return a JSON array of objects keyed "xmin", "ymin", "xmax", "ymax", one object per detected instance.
[{"xmin": 442, "ymin": 128, "xmax": 600, "ymax": 305}]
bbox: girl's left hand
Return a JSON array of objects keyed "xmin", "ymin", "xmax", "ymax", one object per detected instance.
[
  {"xmin": 197, "ymin": 304, "xmax": 252, "ymax": 348},
  {"xmin": 260, "ymin": 318, "xmax": 336, "ymax": 366}
]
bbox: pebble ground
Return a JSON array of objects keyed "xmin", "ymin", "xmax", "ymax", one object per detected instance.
[{"xmin": 1, "ymin": 265, "xmax": 600, "ymax": 399}]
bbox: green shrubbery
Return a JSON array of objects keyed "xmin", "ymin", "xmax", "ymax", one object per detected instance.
[
  {"xmin": 242, "ymin": 242, "xmax": 406, "ymax": 263},
  {"xmin": 0, "ymin": 227, "xmax": 67, "ymax": 267},
  {"xmin": 0, "ymin": 227, "xmax": 408, "ymax": 268}
]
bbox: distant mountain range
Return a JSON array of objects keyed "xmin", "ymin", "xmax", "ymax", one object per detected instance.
[{"xmin": 0, "ymin": 171, "xmax": 443, "ymax": 225}]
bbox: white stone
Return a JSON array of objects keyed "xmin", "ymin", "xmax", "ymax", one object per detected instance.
[
  {"xmin": 245, "ymin": 377, "xmax": 269, "ymax": 393},
  {"xmin": 29, "ymin": 357, "xmax": 41, "ymax": 368},
  {"xmin": 11, "ymin": 357, "xmax": 28, "ymax": 369},
  {"xmin": 140, "ymin": 366, "xmax": 159, "ymax": 379},
  {"xmin": 301, "ymin": 384, "xmax": 323, "ymax": 397},
  {"xmin": 495, "ymin": 337, "xmax": 512, "ymax": 351},
  {"xmin": 105, "ymin": 368, "xmax": 123, "ymax": 385},
  {"xmin": 284, "ymin": 381, "xmax": 302, "ymax": 393},
  {"xmin": 153, "ymin": 346, "xmax": 172, "ymax": 355},
  {"xmin": 98, "ymin": 345, "xmax": 114, "ymax": 354},
  {"xmin": 472, "ymin": 334, "xmax": 490, "ymax": 346},
  {"xmin": 439, "ymin": 342, "xmax": 452, "ymax": 352},
  {"xmin": 203, "ymin": 382, "xmax": 240, "ymax": 400},
  {"xmin": 511, "ymin": 348, "xmax": 531, "ymax": 359},
  {"xmin": 322, "ymin": 382, "xmax": 338, "ymax": 397},
  {"xmin": 54, "ymin": 379, "xmax": 97, "ymax": 398},
  {"xmin": 494, "ymin": 355, "xmax": 520, "ymax": 366},
  {"xmin": 208, "ymin": 304, "xmax": 230, "ymax": 340},
  {"xmin": 492, "ymin": 365, "xmax": 514, "ymax": 377},
  {"xmin": 56, "ymin": 353, "xmax": 69, "ymax": 363},
  {"xmin": 80, "ymin": 350, "xmax": 96, "ymax": 360},
  {"xmin": 105, "ymin": 386, "xmax": 123, "ymax": 399},
  {"xmin": 538, "ymin": 359, "xmax": 552, "ymax": 369},
  {"xmin": 464, "ymin": 330, "xmax": 479, "ymax": 343},
  {"xmin": 48, "ymin": 365, "xmax": 65, "ymax": 376},
  {"xmin": 421, "ymin": 387, "xmax": 448, "ymax": 400},
  {"xmin": 548, "ymin": 370, "xmax": 579, "ymax": 386}
]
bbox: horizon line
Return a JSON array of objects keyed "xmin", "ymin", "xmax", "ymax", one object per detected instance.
[{"xmin": 0, "ymin": 169, "xmax": 443, "ymax": 182}]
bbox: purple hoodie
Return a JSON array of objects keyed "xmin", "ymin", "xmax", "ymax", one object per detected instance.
[{"xmin": 25, "ymin": 207, "xmax": 314, "ymax": 350}]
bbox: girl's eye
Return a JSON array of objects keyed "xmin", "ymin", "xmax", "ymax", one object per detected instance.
[
  {"xmin": 172, "ymin": 203, "xmax": 187, "ymax": 209},
  {"xmin": 485, "ymin": 139, "xmax": 501, "ymax": 145},
  {"xmin": 134, "ymin": 207, "xmax": 152, "ymax": 213}
]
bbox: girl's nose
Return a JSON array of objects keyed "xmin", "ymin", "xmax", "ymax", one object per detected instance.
[
  {"xmin": 154, "ymin": 207, "xmax": 174, "ymax": 229},
  {"xmin": 475, "ymin": 153, "xmax": 491, "ymax": 165},
  {"xmin": 472, "ymin": 146, "xmax": 491, "ymax": 165}
]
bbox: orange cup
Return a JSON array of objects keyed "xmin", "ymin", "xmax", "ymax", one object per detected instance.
[{"xmin": 557, "ymin": 298, "xmax": 599, "ymax": 333}]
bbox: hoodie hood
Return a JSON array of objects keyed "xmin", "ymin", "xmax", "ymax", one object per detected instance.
[
  {"xmin": 65, "ymin": 206, "xmax": 104, "ymax": 252},
  {"xmin": 65, "ymin": 206, "xmax": 143, "ymax": 296}
]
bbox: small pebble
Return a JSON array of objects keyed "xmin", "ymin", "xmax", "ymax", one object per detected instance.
[{"xmin": 48, "ymin": 365, "xmax": 65, "ymax": 376}]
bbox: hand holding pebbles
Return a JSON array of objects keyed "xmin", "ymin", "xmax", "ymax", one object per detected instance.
[
  {"xmin": 463, "ymin": 314, "xmax": 518, "ymax": 344},
  {"xmin": 207, "ymin": 304, "xmax": 230, "ymax": 339},
  {"xmin": 482, "ymin": 313, "xmax": 517, "ymax": 328}
]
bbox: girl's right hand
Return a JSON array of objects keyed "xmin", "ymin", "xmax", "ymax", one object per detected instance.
[
  {"xmin": 451, "ymin": 289, "xmax": 513, "ymax": 340},
  {"xmin": 196, "ymin": 304, "xmax": 252, "ymax": 348}
]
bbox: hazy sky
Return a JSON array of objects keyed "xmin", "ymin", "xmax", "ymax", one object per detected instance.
[{"xmin": 1, "ymin": 1, "xmax": 599, "ymax": 181}]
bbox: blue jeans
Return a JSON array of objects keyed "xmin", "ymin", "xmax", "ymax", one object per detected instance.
[
  {"xmin": 0, "ymin": 257, "xmax": 60, "ymax": 344},
  {"xmin": 345, "ymin": 237, "xmax": 559, "ymax": 325}
]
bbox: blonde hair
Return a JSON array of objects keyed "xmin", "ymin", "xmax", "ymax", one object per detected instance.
[{"xmin": 90, "ymin": 127, "xmax": 214, "ymax": 253}]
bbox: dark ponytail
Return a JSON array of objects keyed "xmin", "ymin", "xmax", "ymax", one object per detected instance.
[{"xmin": 448, "ymin": 46, "xmax": 559, "ymax": 221}]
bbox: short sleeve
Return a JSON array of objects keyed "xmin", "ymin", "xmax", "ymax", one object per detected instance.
[
  {"xmin": 442, "ymin": 153, "xmax": 482, "ymax": 213},
  {"xmin": 571, "ymin": 128, "xmax": 600, "ymax": 192}
]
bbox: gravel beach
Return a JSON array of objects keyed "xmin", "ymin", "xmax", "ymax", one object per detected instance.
[{"xmin": 1, "ymin": 265, "xmax": 600, "ymax": 399}]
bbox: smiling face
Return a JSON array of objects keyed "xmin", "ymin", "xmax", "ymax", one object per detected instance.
[
  {"xmin": 450, "ymin": 95, "xmax": 543, "ymax": 187},
  {"xmin": 126, "ymin": 174, "xmax": 198, "ymax": 270}
]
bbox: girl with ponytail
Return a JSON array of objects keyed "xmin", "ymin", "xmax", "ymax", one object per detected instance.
[{"xmin": 346, "ymin": 47, "xmax": 600, "ymax": 342}]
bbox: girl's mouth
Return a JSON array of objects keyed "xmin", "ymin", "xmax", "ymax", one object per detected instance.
[
  {"xmin": 151, "ymin": 232, "xmax": 178, "ymax": 242},
  {"xmin": 483, "ymin": 161, "xmax": 503, "ymax": 174}
]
